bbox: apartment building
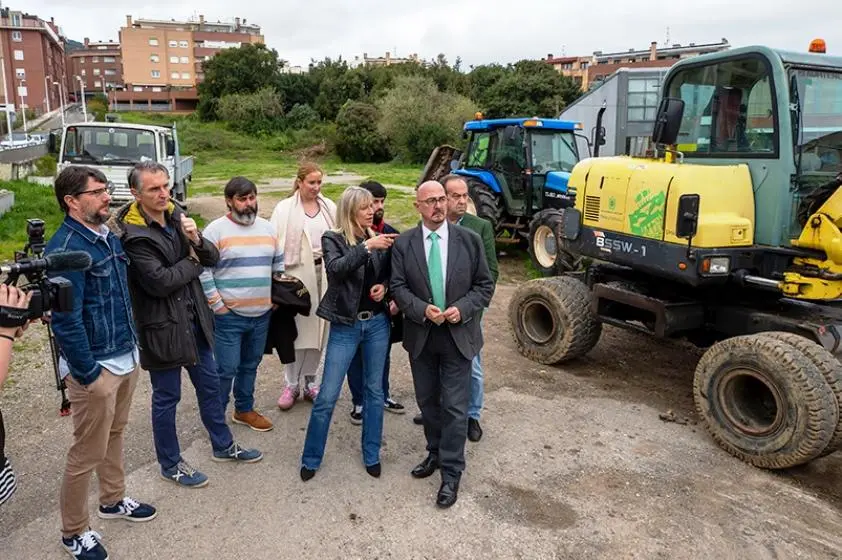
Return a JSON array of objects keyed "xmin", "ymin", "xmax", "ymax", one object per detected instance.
[
  {"xmin": 349, "ymin": 51, "xmax": 423, "ymax": 69},
  {"xmin": 66, "ymin": 39, "xmax": 122, "ymax": 99},
  {"xmin": 543, "ymin": 38, "xmax": 730, "ymax": 91},
  {"xmin": 0, "ymin": 7, "xmax": 66, "ymax": 118},
  {"xmin": 115, "ymin": 14, "xmax": 263, "ymax": 111}
]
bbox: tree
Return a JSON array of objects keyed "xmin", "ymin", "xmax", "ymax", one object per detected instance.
[
  {"xmin": 377, "ymin": 76, "xmax": 478, "ymax": 163},
  {"xmin": 216, "ymin": 87, "xmax": 285, "ymax": 135},
  {"xmin": 197, "ymin": 43, "xmax": 282, "ymax": 120},
  {"xmin": 335, "ymin": 101, "xmax": 391, "ymax": 163},
  {"xmin": 477, "ymin": 60, "xmax": 582, "ymax": 118}
]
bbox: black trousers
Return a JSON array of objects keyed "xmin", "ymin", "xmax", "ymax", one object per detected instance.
[{"xmin": 409, "ymin": 325, "xmax": 471, "ymax": 482}]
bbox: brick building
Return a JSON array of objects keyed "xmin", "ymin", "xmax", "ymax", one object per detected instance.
[
  {"xmin": 115, "ymin": 14, "xmax": 263, "ymax": 111},
  {"xmin": 66, "ymin": 39, "xmax": 122, "ymax": 102},
  {"xmin": 0, "ymin": 7, "xmax": 66, "ymax": 118}
]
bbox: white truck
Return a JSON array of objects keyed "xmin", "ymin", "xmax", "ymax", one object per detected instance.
[{"xmin": 50, "ymin": 121, "xmax": 194, "ymax": 206}]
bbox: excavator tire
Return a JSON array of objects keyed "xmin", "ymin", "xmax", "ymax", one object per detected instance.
[
  {"xmin": 756, "ymin": 331, "xmax": 842, "ymax": 457},
  {"xmin": 528, "ymin": 210, "xmax": 579, "ymax": 277},
  {"xmin": 693, "ymin": 334, "xmax": 837, "ymax": 469},
  {"xmin": 508, "ymin": 276, "xmax": 601, "ymax": 364}
]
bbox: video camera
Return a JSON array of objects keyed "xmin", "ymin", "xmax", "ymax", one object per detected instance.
[{"xmin": 1, "ymin": 219, "xmax": 93, "ymax": 415}]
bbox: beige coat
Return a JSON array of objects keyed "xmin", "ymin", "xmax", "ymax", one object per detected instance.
[{"xmin": 269, "ymin": 192, "xmax": 337, "ymax": 351}]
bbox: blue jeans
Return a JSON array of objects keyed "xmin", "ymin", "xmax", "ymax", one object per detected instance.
[
  {"xmin": 149, "ymin": 324, "xmax": 233, "ymax": 470},
  {"xmin": 347, "ymin": 346, "xmax": 391, "ymax": 406},
  {"xmin": 468, "ymin": 314, "xmax": 486, "ymax": 420},
  {"xmin": 214, "ymin": 309, "xmax": 271, "ymax": 414},
  {"xmin": 301, "ymin": 313, "xmax": 390, "ymax": 470}
]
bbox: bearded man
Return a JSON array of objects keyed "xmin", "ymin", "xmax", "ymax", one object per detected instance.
[{"xmin": 200, "ymin": 176, "xmax": 285, "ymax": 432}]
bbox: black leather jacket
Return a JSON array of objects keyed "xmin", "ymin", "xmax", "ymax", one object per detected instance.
[{"xmin": 316, "ymin": 230, "xmax": 391, "ymax": 326}]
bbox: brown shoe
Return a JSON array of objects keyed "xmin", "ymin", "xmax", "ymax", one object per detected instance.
[{"xmin": 232, "ymin": 410, "xmax": 274, "ymax": 432}]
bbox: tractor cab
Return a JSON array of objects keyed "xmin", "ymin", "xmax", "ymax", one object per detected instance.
[
  {"xmin": 455, "ymin": 118, "xmax": 582, "ymax": 241},
  {"xmin": 417, "ymin": 116, "xmax": 584, "ymax": 245}
]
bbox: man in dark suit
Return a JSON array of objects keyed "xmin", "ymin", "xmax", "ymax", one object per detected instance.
[{"xmin": 390, "ymin": 180, "xmax": 495, "ymax": 508}]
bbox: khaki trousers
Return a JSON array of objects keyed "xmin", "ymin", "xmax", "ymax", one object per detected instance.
[{"xmin": 60, "ymin": 367, "xmax": 138, "ymax": 537}]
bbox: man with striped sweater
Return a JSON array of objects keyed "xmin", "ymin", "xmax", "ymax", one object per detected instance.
[{"xmin": 201, "ymin": 177, "xmax": 284, "ymax": 432}]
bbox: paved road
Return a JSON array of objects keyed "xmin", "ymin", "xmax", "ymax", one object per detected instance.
[{"xmin": 32, "ymin": 104, "xmax": 87, "ymax": 132}]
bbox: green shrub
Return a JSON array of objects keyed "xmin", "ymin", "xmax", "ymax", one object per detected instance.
[
  {"xmin": 335, "ymin": 101, "xmax": 391, "ymax": 163},
  {"xmin": 377, "ymin": 76, "xmax": 476, "ymax": 163},
  {"xmin": 34, "ymin": 155, "xmax": 57, "ymax": 176},
  {"xmin": 216, "ymin": 87, "xmax": 285, "ymax": 135},
  {"xmin": 285, "ymin": 103, "xmax": 320, "ymax": 130}
]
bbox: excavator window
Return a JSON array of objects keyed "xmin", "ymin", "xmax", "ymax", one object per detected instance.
[{"xmin": 666, "ymin": 56, "xmax": 776, "ymax": 157}]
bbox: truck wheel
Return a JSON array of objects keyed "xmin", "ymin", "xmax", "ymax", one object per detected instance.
[
  {"xmin": 693, "ymin": 334, "xmax": 837, "ymax": 469},
  {"xmin": 469, "ymin": 181, "xmax": 503, "ymax": 234},
  {"xmin": 508, "ymin": 276, "xmax": 601, "ymax": 364},
  {"xmin": 756, "ymin": 331, "xmax": 842, "ymax": 457},
  {"xmin": 528, "ymin": 210, "xmax": 578, "ymax": 277}
]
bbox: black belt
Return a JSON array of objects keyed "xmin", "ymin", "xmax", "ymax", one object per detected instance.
[{"xmin": 357, "ymin": 309, "xmax": 382, "ymax": 321}]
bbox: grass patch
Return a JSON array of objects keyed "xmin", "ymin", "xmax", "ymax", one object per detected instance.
[
  {"xmin": 0, "ymin": 180, "xmax": 65, "ymax": 261},
  {"xmin": 34, "ymin": 155, "xmax": 57, "ymax": 177}
]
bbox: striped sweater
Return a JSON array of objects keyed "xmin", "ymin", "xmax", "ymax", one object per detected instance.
[{"xmin": 200, "ymin": 215, "xmax": 285, "ymax": 317}]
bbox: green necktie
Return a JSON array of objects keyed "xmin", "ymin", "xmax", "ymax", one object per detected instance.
[{"xmin": 427, "ymin": 231, "xmax": 446, "ymax": 310}]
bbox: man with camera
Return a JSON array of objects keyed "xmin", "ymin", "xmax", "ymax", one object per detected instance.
[
  {"xmin": 46, "ymin": 166, "xmax": 157, "ymax": 560},
  {"xmin": 111, "ymin": 162, "xmax": 262, "ymax": 490}
]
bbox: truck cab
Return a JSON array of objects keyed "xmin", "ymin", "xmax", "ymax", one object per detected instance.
[{"xmin": 54, "ymin": 122, "xmax": 194, "ymax": 206}]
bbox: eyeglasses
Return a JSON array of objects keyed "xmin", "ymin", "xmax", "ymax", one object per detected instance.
[
  {"xmin": 75, "ymin": 184, "xmax": 114, "ymax": 198},
  {"xmin": 419, "ymin": 196, "xmax": 447, "ymax": 207}
]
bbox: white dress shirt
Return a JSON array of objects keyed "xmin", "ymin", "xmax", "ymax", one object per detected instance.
[{"xmin": 421, "ymin": 220, "xmax": 449, "ymax": 288}]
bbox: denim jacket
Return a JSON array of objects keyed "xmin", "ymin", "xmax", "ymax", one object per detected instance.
[{"xmin": 44, "ymin": 215, "xmax": 138, "ymax": 385}]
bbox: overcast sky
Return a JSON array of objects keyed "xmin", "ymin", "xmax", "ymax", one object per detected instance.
[{"xmin": 20, "ymin": 0, "xmax": 842, "ymax": 68}]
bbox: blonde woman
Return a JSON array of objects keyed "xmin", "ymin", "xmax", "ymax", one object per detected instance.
[
  {"xmin": 269, "ymin": 163, "xmax": 337, "ymax": 410},
  {"xmin": 299, "ymin": 187, "xmax": 397, "ymax": 481}
]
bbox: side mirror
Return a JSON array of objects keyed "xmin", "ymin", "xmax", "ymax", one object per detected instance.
[
  {"xmin": 652, "ymin": 97, "xmax": 685, "ymax": 146},
  {"xmin": 165, "ymin": 138, "xmax": 175, "ymax": 157},
  {"xmin": 47, "ymin": 132, "xmax": 57, "ymax": 154},
  {"xmin": 676, "ymin": 194, "xmax": 700, "ymax": 238},
  {"xmin": 462, "ymin": 130, "xmax": 468, "ymax": 140}
]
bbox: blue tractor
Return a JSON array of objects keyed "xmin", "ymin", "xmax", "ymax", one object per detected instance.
[{"xmin": 419, "ymin": 116, "xmax": 589, "ymax": 273}]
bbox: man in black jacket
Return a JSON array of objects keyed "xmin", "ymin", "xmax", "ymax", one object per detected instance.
[
  {"xmin": 390, "ymin": 180, "xmax": 495, "ymax": 508},
  {"xmin": 111, "ymin": 162, "xmax": 262, "ymax": 489}
]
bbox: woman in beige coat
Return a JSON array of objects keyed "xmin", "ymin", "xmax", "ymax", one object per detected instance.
[{"xmin": 270, "ymin": 162, "xmax": 337, "ymax": 410}]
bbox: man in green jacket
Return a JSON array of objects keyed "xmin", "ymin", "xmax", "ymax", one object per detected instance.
[{"xmin": 413, "ymin": 174, "xmax": 499, "ymax": 441}]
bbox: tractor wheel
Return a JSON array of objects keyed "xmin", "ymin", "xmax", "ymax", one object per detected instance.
[
  {"xmin": 468, "ymin": 181, "xmax": 503, "ymax": 233},
  {"xmin": 756, "ymin": 331, "xmax": 842, "ymax": 457},
  {"xmin": 693, "ymin": 334, "xmax": 837, "ymax": 469},
  {"xmin": 528, "ymin": 210, "xmax": 579, "ymax": 277},
  {"xmin": 508, "ymin": 276, "xmax": 602, "ymax": 364}
]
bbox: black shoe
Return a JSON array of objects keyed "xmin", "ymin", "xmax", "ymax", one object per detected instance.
[
  {"xmin": 413, "ymin": 413, "xmax": 423, "ymax": 425},
  {"xmin": 366, "ymin": 463, "xmax": 381, "ymax": 478},
  {"xmin": 410, "ymin": 454, "xmax": 439, "ymax": 479},
  {"xmin": 436, "ymin": 480, "xmax": 459, "ymax": 508},
  {"xmin": 300, "ymin": 467, "xmax": 316, "ymax": 481},
  {"xmin": 468, "ymin": 418, "xmax": 483, "ymax": 442}
]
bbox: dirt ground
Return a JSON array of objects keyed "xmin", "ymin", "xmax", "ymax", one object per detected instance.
[{"xmin": 3, "ymin": 197, "xmax": 842, "ymax": 558}]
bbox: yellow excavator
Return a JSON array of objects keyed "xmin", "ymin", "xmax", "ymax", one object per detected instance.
[{"xmin": 510, "ymin": 41, "xmax": 842, "ymax": 470}]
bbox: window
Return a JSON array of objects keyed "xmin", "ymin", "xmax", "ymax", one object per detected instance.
[
  {"xmin": 793, "ymin": 69, "xmax": 842, "ymax": 173},
  {"xmin": 104, "ymin": 69, "xmax": 116, "ymax": 76},
  {"xmin": 466, "ymin": 132, "xmax": 491, "ymax": 167},
  {"xmin": 179, "ymin": 56, "xmax": 189, "ymax": 64},
  {"xmin": 152, "ymin": 87, "xmax": 162, "ymax": 93},
  {"xmin": 179, "ymin": 40, "xmax": 189, "ymax": 48},
  {"xmin": 133, "ymin": 86, "xmax": 143, "ymax": 92},
  {"xmin": 15, "ymin": 68, "xmax": 25, "ymax": 79},
  {"xmin": 667, "ymin": 56, "xmax": 776, "ymax": 156},
  {"xmin": 171, "ymin": 72, "xmax": 180, "ymax": 79},
  {"xmin": 169, "ymin": 56, "xmax": 179, "ymax": 64},
  {"xmin": 627, "ymin": 78, "xmax": 661, "ymax": 121},
  {"xmin": 80, "ymin": 69, "xmax": 86, "ymax": 76},
  {"xmin": 13, "ymin": 50, "xmax": 23, "ymax": 61},
  {"xmin": 94, "ymin": 81, "xmax": 101, "ymax": 88},
  {"xmin": 151, "ymin": 70, "xmax": 160, "ymax": 78},
  {"xmin": 11, "ymin": 13, "xmax": 21, "ymax": 26},
  {"xmin": 150, "ymin": 54, "xmax": 160, "ymax": 63},
  {"xmin": 181, "ymin": 72, "xmax": 190, "ymax": 79},
  {"xmin": 149, "ymin": 38, "xmax": 159, "ymax": 46},
  {"xmin": 530, "ymin": 131, "xmax": 579, "ymax": 173},
  {"xmin": 92, "ymin": 56, "xmax": 99, "ymax": 63},
  {"xmin": 11, "ymin": 31, "xmax": 21, "ymax": 42},
  {"xmin": 93, "ymin": 68, "xmax": 101, "ymax": 76},
  {"xmin": 80, "ymin": 57, "xmax": 86, "ymax": 63},
  {"xmin": 168, "ymin": 40, "xmax": 178, "ymax": 48},
  {"xmin": 103, "ymin": 56, "xmax": 115, "ymax": 63}
]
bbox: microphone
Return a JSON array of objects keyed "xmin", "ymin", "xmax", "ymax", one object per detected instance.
[{"xmin": 0, "ymin": 251, "xmax": 93, "ymax": 275}]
